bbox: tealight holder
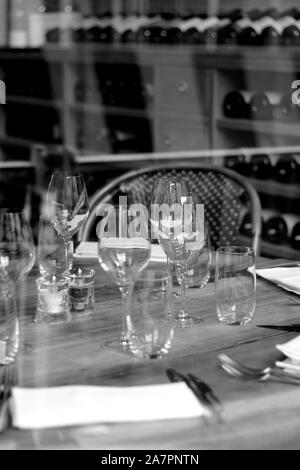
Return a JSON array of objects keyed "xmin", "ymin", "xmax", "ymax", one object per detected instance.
[
  {"xmin": 67, "ymin": 268, "xmax": 95, "ymax": 315},
  {"xmin": 35, "ymin": 275, "xmax": 71, "ymax": 324}
]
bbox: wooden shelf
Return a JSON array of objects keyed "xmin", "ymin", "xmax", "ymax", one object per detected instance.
[
  {"xmin": 217, "ymin": 118, "xmax": 300, "ymax": 137},
  {"xmin": 7, "ymin": 96, "xmax": 62, "ymax": 108},
  {"xmin": 239, "ymin": 235, "xmax": 300, "ymax": 260},
  {"xmin": 248, "ymin": 178, "xmax": 300, "ymax": 199},
  {"xmin": 0, "ymin": 135, "xmax": 57, "ymax": 148},
  {"xmin": 69, "ymin": 102, "xmax": 153, "ymax": 118},
  {"xmin": 41, "ymin": 44, "xmax": 300, "ymax": 71}
]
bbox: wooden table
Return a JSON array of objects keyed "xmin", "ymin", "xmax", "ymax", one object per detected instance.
[{"xmin": 1, "ymin": 257, "xmax": 300, "ymax": 450}]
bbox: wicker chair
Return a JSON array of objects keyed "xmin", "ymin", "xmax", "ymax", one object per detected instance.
[{"xmin": 80, "ymin": 163, "xmax": 262, "ymax": 254}]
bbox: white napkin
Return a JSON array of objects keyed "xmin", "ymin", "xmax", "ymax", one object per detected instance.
[
  {"xmin": 275, "ymin": 336, "xmax": 300, "ymax": 374},
  {"xmin": 276, "ymin": 335, "xmax": 300, "ymax": 363},
  {"xmin": 12, "ymin": 383, "xmax": 204, "ymax": 430},
  {"xmin": 74, "ymin": 242, "xmax": 167, "ymax": 263},
  {"xmin": 256, "ymin": 267, "xmax": 300, "ymax": 295}
]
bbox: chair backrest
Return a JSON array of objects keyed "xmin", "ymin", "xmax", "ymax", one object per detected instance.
[{"xmin": 80, "ymin": 163, "xmax": 262, "ymax": 254}]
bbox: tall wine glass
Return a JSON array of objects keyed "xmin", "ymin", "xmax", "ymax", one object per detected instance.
[
  {"xmin": 0, "ymin": 209, "xmax": 36, "ymax": 361},
  {"xmin": 0, "ymin": 209, "xmax": 36, "ymax": 284},
  {"xmin": 150, "ymin": 177, "xmax": 205, "ymax": 327},
  {"xmin": 37, "ymin": 215, "xmax": 73, "ymax": 277},
  {"xmin": 46, "ymin": 173, "xmax": 89, "ymax": 271},
  {"xmin": 98, "ymin": 205, "xmax": 151, "ymax": 351}
]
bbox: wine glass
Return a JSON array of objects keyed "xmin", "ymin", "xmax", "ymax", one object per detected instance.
[
  {"xmin": 46, "ymin": 172, "xmax": 89, "ymax": 272},
  {"xmin": 98, "ymin": 205, "xmax": 151, "ymax": 351},
  {"xmin": 38, "ymin": 215, "xmax": 73, "ymax": 277},
  {"xmin": 0, "ymin": 209, "xmax": 36, "ymax": 360},
  {"xmin": 150, "ymin": 177, "xmax": 205, "ymax": 327},
  {"xmin": 0, "ymin": 209, "xmax": 36, "ymax": 284}
]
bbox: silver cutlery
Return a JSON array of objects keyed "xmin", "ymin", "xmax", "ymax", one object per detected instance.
[
  {"xmin": 0, "ymin": 364, "xmax": 17, "ymax": 433},
  {"xmin": 166, "ymin": 368, "xmax": 222, "ymax": 423},
  {"xmin": 257, "ymin": 324, "xmax": 300, "ymax": 332},
  {"xmin": 218, "ymin": 353, "xmax": 300, "ymax": 385},
  {"xmin": 186, "ymin": 373, "xmax": 223, "ymax": 414}
]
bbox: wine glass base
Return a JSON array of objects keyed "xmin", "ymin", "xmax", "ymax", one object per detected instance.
[
  {"xmin": 103, "ymin": 337, "xmax": 131, "ymax": 354},
  {"xmin": 173, "ymin": 316, "xmax": 204, "ymax": 329}
]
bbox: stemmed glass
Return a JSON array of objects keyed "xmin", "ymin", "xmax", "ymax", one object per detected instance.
[
  {"xmin": 46, "ymin": 173, "xmax": 89, "ymax": 272},
  {"xmin": 150, "ymin": 177, "xmax": 205, "ymax": 327},
  {"xmin": 37, "ymin": 215, "xmax": 73, "ymax": 277},
  {"xmin": 0, "ymin": 209, "xmax": 36, "ymax": 361},
  {"xmin": 98, "ymin": 205, "xmax": 151, "ymax": 351}
]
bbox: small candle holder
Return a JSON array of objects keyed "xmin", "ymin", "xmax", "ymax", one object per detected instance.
[
  {"xmin": 67, "ymin": 268, "xmax": 95, "ymax": 315},
  {"xmin": 35, "ymin": 275, "xmax": 71, "ymax": 324}
]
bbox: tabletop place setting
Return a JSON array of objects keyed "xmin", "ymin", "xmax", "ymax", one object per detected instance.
[{"xmin": 0, "ymin": 170, "xmax": 300, "ymax": 447}]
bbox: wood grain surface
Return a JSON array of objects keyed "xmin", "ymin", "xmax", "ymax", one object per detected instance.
[{"xmin": 1, "ymin": 257, "xmax": 300, "ymax": 450}]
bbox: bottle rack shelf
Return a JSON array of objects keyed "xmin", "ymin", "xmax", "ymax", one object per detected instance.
[
  {"xmin": 249, "ymin": 178, "xmax": 300, "ymax": 199},
  {"xmin": 0, "ymin": 45, "xmax": 299, "ymax": 258},
  {"xmin": 239, "ymin": 235, "xmax": 300, "ymax": 260},
  {"xmin": 217, "ymin": 118, "xmax": 300, "ymax": 138}
]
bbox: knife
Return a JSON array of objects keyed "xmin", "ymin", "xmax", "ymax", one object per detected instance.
[
  {"xmin": 257, "ymin": 324, "xmax": 300, "ymax": 332},
  {"xmin": 166, "ymin": 368, "xmax": 220, "ymax": 422},
  {"xmin": 187, "ymin": 373, "xmax": 223, "ymax": 414}
]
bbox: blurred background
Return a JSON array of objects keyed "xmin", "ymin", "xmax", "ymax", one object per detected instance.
[{"xmin": 1, "ymin": 0, "xmax": 300, "ymax": 258}]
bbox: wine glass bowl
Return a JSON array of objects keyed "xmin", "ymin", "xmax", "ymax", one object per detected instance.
[
  {"xmin": 47, "ymin": 172, "xmax": 89, "ymax": 239},
  {"xmin": 46, "ymin": 172, "xmax": 89, "ymax": 272},
  {"xmin": 0, "ymin": 209, "xmax": 36, "ymax": 284}
]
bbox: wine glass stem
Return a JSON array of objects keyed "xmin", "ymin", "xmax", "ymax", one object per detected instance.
[
  {"xmin": 176, "ymin": 267, "xmax": 189, "ymax": 321},
  {"xmin": 63, "ymin": 236, "xmax": 71, "ymax": 272},
  {"xmin": 119, "ymin": 285, "xmax": 132, "ymax": 345}
]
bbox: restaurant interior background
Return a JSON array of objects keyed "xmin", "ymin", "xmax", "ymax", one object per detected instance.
[{"xmin": 1, "ymin": 0, "xmax": 300, "ymax": 258}]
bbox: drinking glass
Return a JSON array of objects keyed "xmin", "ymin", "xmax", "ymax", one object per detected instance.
[
  {"xmin": 38, "ymin": 215, "xmax": 73, "ymax": 277},
  {"xmin": 98, "ymin": 205, "xmax": 151, "ymax": 350},
  {"xmin": 0, "ymin": 210, "xmax": 35, "ymax": 361},
  {"xmin": 127, "ymin": 268, "xmax": 174, "ymax": 360},
  {"xmin": 46, "ymin": 172, "xmax": 89, "ymax": 272},
  {"xmin": 150, "ymin": 177, "xmax": 205, "ymax": 327},
  {"xmin": 215, "ymin": 246, "xmax": 256, "ymax": 326}
]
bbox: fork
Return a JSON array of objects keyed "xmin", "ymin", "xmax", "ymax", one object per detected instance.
[
  {"xmin": 218, "ymin": 353, "xmax": 300, "ymax": 385},
  {"xmin": 0, "ymin": 364, "xmax": 17, "ymax": 432}
]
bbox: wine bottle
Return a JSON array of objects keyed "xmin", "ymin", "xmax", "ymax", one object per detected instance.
[
  {"xmin": 250, "ymin": 91, "xmax": 283, "ymax": 121},
  {"xmin": 217, "ymin": 23, "xmax": 239, "ymax": 45},
  {"xmin": 224, "ymin": 154, "xmax": 250, "ymax": 175},
  {"xmin": 291, "ymin": 221, "xmax": 300, "ymax": 250},
  {"xmin": 223, "ymin": 90, "xmax": 253, "ymax": 119},
  {"xmin": 217, "ymin": 9, "xmax": 243, "ymax": 45},
  {"xmin": 240, "ymin": 210, "xmax": 253, "ymax": 237},
  {"xmin": 250, "ymin": 154, "xmax": 273, "ymax": 179},
  {"xmin": 254, "ymin": 8, "xmax": 281, "ymax": 46},
  {"xmin": 274, "ymin": 154, "xmax": 299, "ymax": 184},
  {"xmin": 279, "ymin": 93, "xmax": 300, "ymax": 122},
  {"xmin": 262, "ymin": 209, "xmax": 288, "ymax": 244},
  {"xmin": 184, "ymin": 15, "xmax": 229, "ymax": 45}
]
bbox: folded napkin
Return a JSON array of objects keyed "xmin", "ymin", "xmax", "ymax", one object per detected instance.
[
  {"xmin": 74, "ymin": 242, "xmax": 167, "ymax": 263},
  {"xmin": 12, "ymin": 383, "xmax": 203, "ymax": 430},
  {"xmin": 276, "ymin": 335, "xmax": 300, "ymax": 363},
  {"xmin": 256, "ymin": 267, "xmax": 300, "ymax": 295},
  {"xmin": 276, "ymin": 336, "xmax": 300, "ymax": 374}
]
